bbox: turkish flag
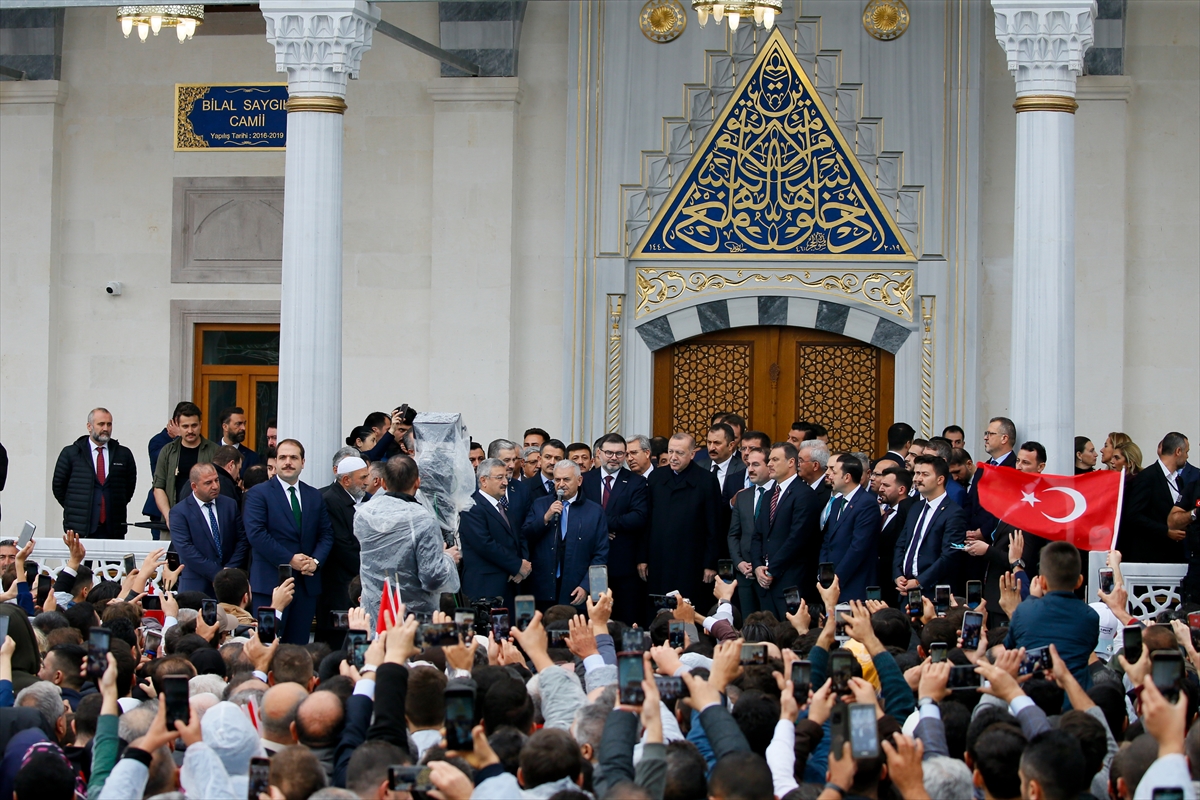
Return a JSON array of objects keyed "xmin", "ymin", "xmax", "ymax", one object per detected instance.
[{"xmin": 976, "ymin": 464, "xmax": 1126, "ymax": 551}]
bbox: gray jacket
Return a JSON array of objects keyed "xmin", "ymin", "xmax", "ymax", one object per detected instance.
[
  {"xmin": 355, "ymin": 493, "xmax": 460, "ymax": 619},
  {"xmin": 472, "ymin": 773, "xmax": 592, "ymax": 799}
]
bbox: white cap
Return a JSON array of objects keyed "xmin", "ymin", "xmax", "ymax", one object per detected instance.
[
  {"xmin": 1090, "ymin": 601, "xmax": 1121, "ymax": 659},
  {"xmin": 336, "ymin": 456, "xmax": 368, "ymax": 475}
]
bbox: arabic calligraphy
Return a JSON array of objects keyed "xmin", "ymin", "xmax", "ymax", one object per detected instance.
[{"xmin": 632, "ymin": 30, "xmax": 912, "ymax": 261}]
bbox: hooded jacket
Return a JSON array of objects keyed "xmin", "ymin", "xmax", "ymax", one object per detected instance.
[
  {"xmin": 180, "ymin": 701, "xmax": 264, "ymax": 799},
  {"xmin": 52, "ymin": 436, "xmax": 137, "ymax": 534}
]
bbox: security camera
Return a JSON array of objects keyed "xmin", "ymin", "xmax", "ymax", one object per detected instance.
[{"xmin": 105, "ymin": 282, "xmax": 123, "ymax": 296}]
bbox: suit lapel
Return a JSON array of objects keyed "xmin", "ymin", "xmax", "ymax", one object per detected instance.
[{"xmin": 273, "ymin": 480, "xmax": 300, "ymax": 534}]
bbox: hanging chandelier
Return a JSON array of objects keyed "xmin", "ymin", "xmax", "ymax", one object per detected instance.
[
  {"xmin": 691, "ymin": 0, "xmax": 782, "ymax": 30},
  {"xmin": 117, "ymin": 5, "xmax": 204, "ymax": 43}
]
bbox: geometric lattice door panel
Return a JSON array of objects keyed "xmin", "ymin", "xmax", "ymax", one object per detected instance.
[{"xmin": 793, "ymin": 342, "xmax": 893, "ymax": 456}]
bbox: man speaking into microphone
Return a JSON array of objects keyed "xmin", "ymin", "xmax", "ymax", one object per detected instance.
[{"xmin": 522, "ymin": 459, "xmax": 609, "ymax": 610}]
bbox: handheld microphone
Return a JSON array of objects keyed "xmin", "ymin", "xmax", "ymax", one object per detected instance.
[{"xmin": 551, "ymin": 488, "xmax": 566, "ymax": 526}]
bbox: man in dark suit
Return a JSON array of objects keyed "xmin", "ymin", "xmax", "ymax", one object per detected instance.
[
  {"xmin": 877, "ymin": 422, "xmax": 915, "ymax": 469},
  {"xmin": 750, "ymin": 442, "xmax": 820, "ymax": 613},
  {"xmin": 727, "ymin": 446, "xmax": 774, "ymax": 615},
  {"xmin": 641, "ymin": 434, "xmax": 723, "ymax": 610},
  {"xmin": 169, "ymin": 462, "xmax": 248, "ymax": 597},
  {"xmin": 967, "ymin": 416, "xmax": 1018, "ymax": 538},
  {"xmin": 244, "ymin": 438, "xmax": 334, "ymax": 644},
  {"xmin": 488, "ymin": 438, "xmax": 532, "ymax": 540},
  {"xmin": 460, "ymin": 458, "xmax": 531, "ymax": 607},
  {"xmin": 875, "ymin": 466, "xmax": 914, "ymax": 606},
  {"xmin": 52, "ymin": 408, "xmax": 138, "ymax": 539},
  {"xmin": 819, "ymin": 454, "xmax": 881, "ymax": 601},
  {"xmin": 894, "ymin": 455, "xmax": 967, "ymax": 598},
  {"xmin": 580, "ymin": 434, "xmax": 648, "ymax": 624},
  {"xmin": 212, "ymin": 446, "xmax": 244, "ymax": 509},
  {"xmin": 522, "ymin": 460, "xmax": 609, "ymax": 608},
  {"xmin": 525, "ymin": 440, "xmax": 566, "ymax": 502},
  {"xmin": 316, "ymin": 454, "xmax": 369, "ymax": 648},
  {"xmin": 705, "ymin": 423, "xmax": 746, "ymax": 503},
  {"xmin": 1119, "ymin": 431, "xmax": 1190, "ymax": 563},
  {"xmin": 217, "ymin": 406, "xmax": 260, "ymax": 470},
  {"xmin": 925, "ymin": 437, "xmax": 968, "ymax": 508}
]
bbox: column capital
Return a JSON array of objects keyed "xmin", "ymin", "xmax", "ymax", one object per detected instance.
[
  {"xmin": 260, "ymin": 0, "xmax": 380, "ymax": 98},
  {"xmin": 992, "ymin": 0, "xmax": 1096, "ymax": 97}
]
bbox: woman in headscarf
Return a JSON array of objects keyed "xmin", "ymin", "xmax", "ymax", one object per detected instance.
[{"xmin": 0, "ymin": 605, "xmax": 41, "ymax": 695}]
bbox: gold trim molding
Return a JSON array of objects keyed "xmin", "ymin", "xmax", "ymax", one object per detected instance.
[
  {"xmin": 285, "ymin": 96, "xmax": 347, "ymax": 114},
  {"xmin": 919, "ymin": 295, "xmax": 935, "ymax": 438},
  {"xmin": 635, "ymin": 267, "xmax": 914, "ymax": 320},
  {"xmin": 1012, "ymin": 95, "xmax": 1078, "ymax": 114},
  {"xmin": 604, "ymin": 295, "xmax": 623, "ymax": 434}
]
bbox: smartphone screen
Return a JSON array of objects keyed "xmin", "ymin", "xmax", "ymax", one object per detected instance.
[
  {"xmin": 144, "ymin": 629, "xmax": 162, "ymax": 656},
  {"xmin": 655, "ymin": 676, "xmax": 682, "ymax": 701},
  {"xmin": 278, "ymin": 564, "xmax": 293, "ymax": 583},
  {"xmin": 717, "ymin": 559, "xmax": 735, "ymax": 581},
  {"xmin": 490, "ymin": 611, "xmax": 511, "ymax": 642},
  {"xmin": 454, "ymin": 611, "xmax": 475, "ymax": 640},
  {"xmin": 829, "ymin": 651, "xmax": 853, "ymax": 694},
  {"xmin": 819, "ymin": 562, "xmax": 835, "ymax": 588},
  {"xmin": 0, "ymin": 617, "xmax": 9, "ymax": 646},
  {"xmin": 791, "ymin": 660, "xmax": 812, "ymax": 700},
  {"xmin": 1152, "ymin": 788, "xmax": 1186, "ymax": 800},
  {"xmin": 123, "ymin": 553, "xmax": 137, "ymax": 574},
  {"xmin": 17, "ymin": 521, "xmax": 35, "ymax": 548},
  {"xmin": 961, "ymin": 611, "xmax": 984, "ymax": 651},
  {"xmin": 589, "ymin": 565, "xmax": 608, "ymax": 602},
  {"xmin": 257, "ymin": 608, "xmax": 277, "ymax": 643},
  {"xmin": 1020, "ymin": 646, "xmax": 1050, "ymax": 676},
  {"xmin": 419, "ymin": 623, "xmax": 459, "ymax": 647},
  {"xmin": 668, "ymin": 620, "xmax": 685, "ymax": 649},
  {"xmin": 618, "ymin": 653, "xmax": 645, "ymax": 705},
  {"xmin": 934, "ymin": 585, "xmax": 950, "ymax": 616},
  {"xmin": 622, "ymin": 628, "xmax": 647, "ymax": 653},
  {"xmin": 345, "ymin": 630, "xmax": 368, "ymax": 669},
  {"xmin": 783, "ymin": 586, "xmax": 801, "ymax": 615},
  {"xmin": 740, "ymin": 643, "xmax": 767, "ymax": 666},
  {"xmin": 834, "ymin": 604, "xmax": 850, "ymax": 640},
  {"xmin": 87, "ymin": 627, "xmax": 110, "ymax": 680},
  {"xmin": 201, "ymin": 598, "xmax": 219, "ymax": 627},
  {"xmin": 331, "ymin": 610, "xmax": 349, "ymax": 630},
  {"xmin": 389, "ymin": 765, "xmax": 434, "ymax": 793},
  {"xmin": 907, "ymin": 588, "xmax": 923, "ymax": 615},
  {"xmin": 849, "ymin": 702, "xmax": 880, "ymax": 758},
  {"xmin": 1099, "ymin": 568, "xmax": 1115, "ymax": 594},
  {"xmin": 141, "ymin": 595, "xmax": 162, "ymax": 611},
  {"xmin": 966, "ymin": 580, "xmax": 982, "ymax": 609},
  {"xmin": 930, "ymin": 642, "xmax": 948, "ymax": 663},
  {"xmin": 163, "ymin": 674, "xmax": 190, "ymax": 728},
  {"xmin": 1123, "ymin": 625, "xmax": 1143, "ymax": 663},
  {"xmin": 248, "ymin": 757, "xmax": 271, "ymax": 799},
  {"xmin": 650, "ymin": 594, "xmax": 677, "ymax": 610},
  {"xmin": 1152, "ymin": 652, "xmax": 1184, "ymax": 701},
  {"xmin": 444, "ymin": 689, "xmax": 476, "ymax": 750},
  {"xmin": 166, "ymin": 551, "xmax": 181, "ymax": 572},
  {"xmin": 948, "ymin": 664, "xmax": 982, "ymax": 690},
  {"xmin": 515, "ymin": 596, "xmax": 535, "ymax": 631},
  {"xmin": 866, "ymin": 586, "xmax": 882, "ymax": 602}
]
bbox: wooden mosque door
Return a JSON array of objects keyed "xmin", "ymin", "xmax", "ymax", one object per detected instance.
[{"xmin": 652, "ymin": 326, "xmax": 895, "ymax": 457}]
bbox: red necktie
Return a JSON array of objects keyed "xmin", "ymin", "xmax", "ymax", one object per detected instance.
[
  {"xmin": 96, "ymin": 446, "xmax": 107, "ymax": 524},
  {"xmin": 602, "ymin": 475, "xmax": 613, "ymax": 509},
  {"xmin": 769, "ymin": 485, "xmax": 781, "ymax": 523}
]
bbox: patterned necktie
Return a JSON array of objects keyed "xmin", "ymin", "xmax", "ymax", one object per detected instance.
[
  {"xmin": 204, "ymin": 502, "xmax": 222, "ymax": 552},
  {"xmin": 96, "ymin": 446, "xmax": 107, "ymax": 524},
  {"xmin": 602, "ymin": 475, "xmax": 613, "ymax": 509},
  {"xmin": 903, "ymin": 501, "xmax": 929, "ymax": 575},
  {"xmin": 820, "ymin": 494, "xmax": 837, "ymax": 527},
  {"xmin": 288, "ymin": 486, "xmax": 302, "ymax": 530},
  {"xmin": 497, "ymin": 495, "xmax": 510, "ymax": 526},
  {"xmin": 769, "ymin": 485, "xmax": 781, "ymax": 523}
]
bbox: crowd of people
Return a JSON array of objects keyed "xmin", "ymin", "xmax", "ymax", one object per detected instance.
[{"xmin": 0, "ymin": 401, "xmax": 1196, "ymax": 800}]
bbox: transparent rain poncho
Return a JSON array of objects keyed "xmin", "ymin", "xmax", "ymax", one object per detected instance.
[{"xmin": 411, "ymin": 411, "xmax": 476, "ymax": 545}]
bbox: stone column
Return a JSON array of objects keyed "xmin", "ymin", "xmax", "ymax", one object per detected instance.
[
  {"xmin": 260, "ymin": 0, "xmax": 378, "ymax": 478},
  {"xmin": 992, "ymin": 0, "xmax": 1094, "ymax": 475}
]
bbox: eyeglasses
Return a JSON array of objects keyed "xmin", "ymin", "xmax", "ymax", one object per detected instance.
[
  {"xmin": 982, "ymin": 431, "xmax": 997, "ymax": 438},
  {"xmin": 599, "ymin": 450, "xmax": 625, "ymax": 458}
]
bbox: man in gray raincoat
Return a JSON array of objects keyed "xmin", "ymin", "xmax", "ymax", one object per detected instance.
[{"xmin": 354, "ymin": 454, "xmax": 460, "ymax": 621}]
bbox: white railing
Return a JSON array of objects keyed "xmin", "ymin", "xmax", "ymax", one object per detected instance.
[
  {"xmin": 28, "ymin": 535, "xmax": 166, "ymax": 585},
  {"xmin": 1087, "ymin": 550, "xmax": 1187, "ymax": 620}
]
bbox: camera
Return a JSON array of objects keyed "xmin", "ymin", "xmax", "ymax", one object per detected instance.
[{"xmin": 105, "ymin": 281, "xmax": 123, "ymax": 296}]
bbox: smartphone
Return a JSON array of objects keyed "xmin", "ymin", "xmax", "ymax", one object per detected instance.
[
  {"xmin": 444, "ymin": 687, "xmax": 476, "ymax": 750},
  {"xmin": 1152, "ymin": 651, "xmax": 1184, "ymax": 702},
  {"xmin": 930, "ymin": 642, "xmax": 948, "ymax": 663},
  {"xmin": 866, "ymin": 586, "xmax": 882, "ymax": 602},
  {"xmin": 655, "ymin": 675, "xmax": 682, "ymax": 701},
  {"xmin": 0, "ymin": 618, "xmax": 8, "ymax": 648},
  {"xmin": 668, "ymin": 620, "xmax": 685, "ymax": 649},
  {"xmin": 141, "ymin": 595, "xmax": 162, "ymax": 611},
  {"xmin": 547, "ymin": 629, "xmax": 570, "ymax": 648},
  {"xmin": 834, "ymin": 603, "xmax": 850, "ymax": 641},
  {"xmin": 418, "ymin": 623, "xmax": 460, "ymax": 648},
  {"xmin": 948, "ymin": 664, "xmax": 982, "ymax": 690},
  {"xmin": 17, "ymin": 521, "xmax": 35, "ymax": 548},
  {"xmin": 345, "ymin": 630, "xmax": 368, "ymax": 669},
  {"xmin": 717, "ymin": 559, "xmax": 735, "ymax": 581},
  {"xmin": 819, "ymin": 562, "xmax": 836, "ymax": 589},
  {"xmin": 907, "ymin": 588, "xmax": 923, "ymax": 616},
  {"xmin": 201, "ymin": 598, "xmax": 219, "ymax": 627},
  {"xmin": 1020, "ymin": 646, "xmax": 1051, "ymax": 676},
  {"xmin": 1151, "ymin": 789, "xmax": 1187, "ymax": 800},
  {"xmin": 589, "ymin": 565, "xmax": 608, "ymax": 602},
  {"xmin": 829, "ymin": 650, "xmax": 854, "ymax": 694},
  {"xmin": 783, "ymin": 586, "xmax": 802, "ymax": 615},
  {"xmin": 249, "ymin": 756, "xmax": 271, "ymax": 799},
  {"xmin": 278, "ymin": 564, "xmax": 293, "ymax": 583},
  {"xmin": 618, "ymin": 652, "xmax": 645, "ymax": 705},
  {"xmin": 1123, "ymin": 624, "xmax": 1143, "ymax": 664},
  {"xmin": 36, "ymin": 575, "xmax": 52, "ymax": 609},
  {"xmin": 966, "ymin": 580, "xmax": 982, "ymax": 610},
  {"xmin": 650, "ymin": 594, "xmax": 678, "ymax": 610},
  {"xmin": 1189, "ymin": 612, "xmax": 1200, "ymax": 631},
  {"xmin": 491, "ymin": 611, "xmax": 511, "ymax": 641},
  {"xmin": 934, "ymin": 585, "xmax": 951, "ymax": 617},
  {"xmin": 830, "ymin": 702, "xmax": 849, "ymax": 754},
  {"xmin": 388, "ymin": 765, "xmax": 434, "ymax": 793},
  {"xmin": 143, "ymin": 628, "xmax": 162, "ymax": 657},
  {"xmin": 166, "ymin": 551, "xmax": 181, "ymax": 572},
  {"xmin": 740, "ymin": 643, "xmax": 767, "ymax": 666},
  {"xmin": 123, "ymin": 553, "xmax": 137, "ymax": 574},
  {"xmin": 454, "ymin": 610, "xmax": 475, "ymax": 640},
  {"xmin": 331, "ymin": 610, "xmax": 349, "ymax": 630},
  {"xmin": 622, "ymin": 628, "xmax": 647, "ymax": 653},
  {"xmin": 87, "ymin": 627, "xmax": 110, "ymax": 680},
  {"xmin": 791, "ymin": 660, "xmax": 812, "ymax": 701},
  {"xmin": 1099, "ymin": 568, "xmax": 1115, "ymax": 595},
  {"xmin": 849, "ymin": 702, "xmax": 880, "ymax": 759},
  {"xmin": 163, "ymin": 674, "xmax": 190, "ymax": 728},
  {"xmin": 961, "ymin": 610, "xmax": 984, "ymax": 651},
  {"xmin": 256, "ymin": 608, "xmax": 277, "ymax": 643},
  {"xmin": 515, "ymin": 596, "xmax": 535, "ymax": 631}
]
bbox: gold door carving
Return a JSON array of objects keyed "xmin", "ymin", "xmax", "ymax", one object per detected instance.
[
  {"xmin": 667, "ymin": 343, "xmax": 752, "ymax": 441},
  {"xmin": 794, "ymin": 344, "xmax": 882, "ymax": 454}
]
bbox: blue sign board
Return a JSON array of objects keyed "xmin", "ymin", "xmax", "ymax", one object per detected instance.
[{"xmin": 175, "ymin": 83, "xmax": 288, "ymax": 151}]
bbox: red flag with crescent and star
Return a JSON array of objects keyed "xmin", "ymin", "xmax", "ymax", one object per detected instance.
[{"xmin": 976, "ymin": 464, "xmax": 1126, "ymax": 551}]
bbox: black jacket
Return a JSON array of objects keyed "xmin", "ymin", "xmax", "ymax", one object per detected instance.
[
  {"xmin": 52, "ymin": 436, "xmax": 136, "ymax": 534},
  {"xmin": 216, "ymin": 464, "xmax": 243, "ymax": 508},
  {"xmin": 320, "ymin": 482, "xmax": 361, "ymax": 591}
]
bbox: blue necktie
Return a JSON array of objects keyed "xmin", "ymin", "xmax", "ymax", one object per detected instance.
[{"xmin": 204, "ymin": 502, "xmax": 221, "ymax": 554}]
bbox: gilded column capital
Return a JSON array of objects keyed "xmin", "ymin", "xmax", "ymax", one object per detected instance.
[
  {"xmin": 991, "ymin": 0, "xmax": 1095, "ymax": 97},
  {"xmin": 260, "ymin": 0, "xmax": 380, "ymax": 98}
]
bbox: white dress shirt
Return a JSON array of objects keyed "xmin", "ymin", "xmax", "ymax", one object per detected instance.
[
  {"xmin": 1159, "ymin": 459, "xmax": 1182, "ymax": 503},
  {"xmin": 904, "ymin": 491, "xmax": 948, "ymax": 578},
  {"xmin": 277, "ymin": 475, "xmax": 302, "ymax": 508},
  {"xmin": 711, "ymin": 456, "xmax": 734, "ymax": 490},
  {"xmin": 192, "ymin": 493, "xmax": 221, "ymax": 539},
  {"xmin": 91, "ymin": 440, "xmax": 109, "ymax": 473}
]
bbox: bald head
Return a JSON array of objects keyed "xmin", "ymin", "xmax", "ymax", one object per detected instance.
[
  {"xmin": 261, "ymin": 682, "xmax": 308, "ymax": 744},
  {"xmin": 295, "ymin": 690, "xmax": 345, "ymax": 747}
]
